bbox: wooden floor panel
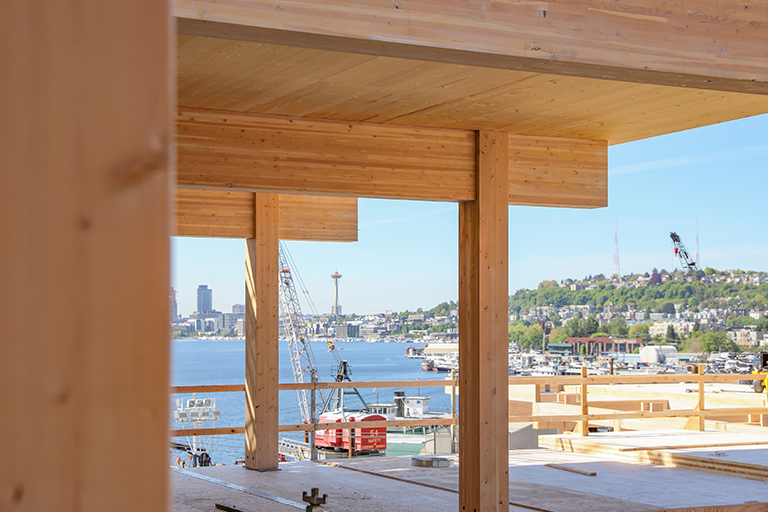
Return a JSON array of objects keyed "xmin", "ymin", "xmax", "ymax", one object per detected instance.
[{"xmin": 171, "ymin": 447, "xmax": 768, "ymax": 512}]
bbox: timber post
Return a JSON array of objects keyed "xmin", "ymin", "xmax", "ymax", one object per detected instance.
[
  {"xmin": 245, "ymin": 193, "xmax": 280, "ymax": 470},
  {"xmin": 458, "ymin": 131, "xmax": 510, "ymax": 512}
]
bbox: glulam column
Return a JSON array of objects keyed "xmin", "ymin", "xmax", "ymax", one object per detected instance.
[
  {"xmin": 459, "ymin": 131, "xmax": 510, "ymax": 512},
  {"xmin": 1, "ymin": 1, "xmax": 171, "ymax": 511},
  {"xmin": 245, "ymin": 193, "xmax": 280, "ymax": 470}
]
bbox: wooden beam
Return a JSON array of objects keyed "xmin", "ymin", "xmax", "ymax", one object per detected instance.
[
  {"xmin": 458, "ymin": 131, "xmax": 509, "ymax": 512},
  {"xmin": 177, "ymin": 107, "xmax": 476, "ymax": 202},
  {"xmin": 509, "ymin": 135, "xmax": 607, "ymax": 208},
  {"xmin": 174, "ymin": 0, "xmax": 768, "ymax": 95},
  {"xmin": 177, "ymin": 108, "xmax": 607, "ymax": 208},
  {"xmin": 279, "ymin": 194, "xmax": 358, "ymax": 242},
  {"xmin": 2, "ymin": 1, "xmax": 171, "ymax": 511},
  {"xmin": 245, "ymin": 194, "xmax": 280, "ymax": 470},
  {"xmin": 575, "ymin": 366, "xmax": 589, "ymax": 436},
  {"xmin": 174, "ymin": 189, "xmax": 358, "ymax": 241},
  {"xmin": 176, "ymin": 189, "xmax": 254, "ymax": 238}
]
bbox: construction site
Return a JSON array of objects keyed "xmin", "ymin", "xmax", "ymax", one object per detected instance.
[{"xmin": 6, "ymin": 1, "xmax": 768, "ymax": 512}]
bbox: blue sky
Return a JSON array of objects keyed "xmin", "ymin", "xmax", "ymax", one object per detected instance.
[{"xmin": 172, "ymin": 113, "xmax": 768, "ymax": 317}]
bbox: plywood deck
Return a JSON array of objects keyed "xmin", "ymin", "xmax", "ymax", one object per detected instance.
[
  {"xmin": 171, "ymin": 446, "xmax": 768, "ymax": 512},
  {"xmin": 542, "ymin": 429, "xmax": 768, "ymax": 482}
]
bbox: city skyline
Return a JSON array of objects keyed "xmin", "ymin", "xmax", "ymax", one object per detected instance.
[{"xmin": 172, "ymin": 113, "xmax": 768, "ymax": 317}]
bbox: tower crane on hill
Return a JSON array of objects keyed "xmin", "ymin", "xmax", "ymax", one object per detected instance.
[{"xmin": 277, "ymin": 243, "xmax": 368, "ymax": 426}]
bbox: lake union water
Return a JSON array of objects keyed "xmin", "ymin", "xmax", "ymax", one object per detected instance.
[{"xmin": 170, "ymin": 339, "xmax": 453, "ymax": 465}]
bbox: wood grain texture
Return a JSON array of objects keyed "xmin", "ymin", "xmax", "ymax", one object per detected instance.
[
  {"xmin": 176, "ymin": 36, "xmax": 768, "ymax": 145},
  {"xmin": 508, "ymin": 135, "xmax": 607, "ymax": 208},
  {"xmin": 574, "ymin": 367, "xmax": 590, "ymax": 436},
  {"xmin": 177, "ymin": 107, "xmax": 476, "ymax": 201},
  {"xmin": 174, "ymin": 189, "xmax": 358, "ymax": 241},
  {"xmin": 545, "ymin": 463, "xmax": 597, "ymax": 477},
  {"xmin": 458, "ymin": 131, "xmax": 509, "ymax": 512},
  {"xmin": 174, "ymin": 0, "xmax": 768, "ymax": 94},
  {"xmin": 175, "ymin": 189, "xmax": 254, "ymax": 238},
  {"xmin": 1, "ymin": 1, "xmax": 171, "ymax": 511},
  {"xmin": 177, "ymin": 108, "xmax": 608, "ymax": 207},
  {"xmin": 278, "ymin": 194, "xmax": 357, "ymax": 242},
  {"xmin": 245, "ymin": 194, "xmax": 280, "ymax": 470}
]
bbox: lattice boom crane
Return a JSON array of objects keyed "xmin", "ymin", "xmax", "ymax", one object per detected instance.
[
  {"xmin": 277, "ymin": 242, "xmax": 369, "ymax": 425},
  {"xmin": 670, "ymin": 231, "xmax": 708, "ymax": 300},
  {"xmin": 278, "ymin": 242, "xmax": 324, "ymax": 424},
  {"xmin": 670, "ymin": 232, "xmax": 698, "ymax": 273}
]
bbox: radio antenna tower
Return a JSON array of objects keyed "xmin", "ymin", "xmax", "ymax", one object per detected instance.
[
  {"xmin": 696, "ymin": 214, "xmax": 700, "ymax": 267},
  {"xmin": 612, "ymin": 220, "xmax": 621, "ymax": 278}
]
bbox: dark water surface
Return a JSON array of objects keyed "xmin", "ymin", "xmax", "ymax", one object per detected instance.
[{"xmin": 170, "ymin": 339, "xmax": 452, "ymax": 464}]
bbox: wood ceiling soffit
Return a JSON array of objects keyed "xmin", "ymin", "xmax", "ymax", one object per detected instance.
[
  {"xmin": 176, "ymin": 108, "xmax": 607, "ymax": 208},
  {"xmin": 175, "ymin": 36, "xmax": 768, "ymax": 145},
  {"xmin": 175, "ymin": 188, "xmax": 358, "ymax": 242},
  {"xmin": 174, "ymin": 0, "xmax": 768, "ymax": 95}
]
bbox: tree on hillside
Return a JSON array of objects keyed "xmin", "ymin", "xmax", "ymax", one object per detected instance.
[
  {"xmin": 563, "ymin": 318, "xmax": 582, "ymax": 338},
  {"xmin": 659, "ymin": 302, "xmax": 676, "ymax": 315},
  {"xmin": 629, "ymin": 322, "xmax": 650, "ymax": 338},
  {"xmin": 551, "ymin": 329, "xmax": 566, "ymax": 345},
  {"xmin": 523, "ymin": 324, "xmax": 545, "ymax": 350},
  {"xmin": 606, "ymin": 316, "xmax": 629, "ymax": 337},
  {"xmin": 584, "ymin": 316, "xmax": 599, "ymax": 337},
  {"xmin": 508, "ymin": 322, "xmax": 527, "ymax": 346},
  {"xmin": 665, "ymin": 324, "xmax": 678, "ymax": 342},
  {"xmin": 686, "ymin": 330, "xmax": 739, "ymax": 353}
]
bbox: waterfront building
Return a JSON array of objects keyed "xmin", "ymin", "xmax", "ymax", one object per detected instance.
[
  {"xmin": 170, "ymin": 286, "xmax": 178, "ymax": 322},
  {"xmin": 222, "ymin": 312, "xmax": 244, "ymax": 333},
  {"xmin": 197, "ymin": 285, "xmax": 213, "ymax": 314},
  {"xmin": 335, "ymin": 323, "xmax": 360, "ymax": 339}
]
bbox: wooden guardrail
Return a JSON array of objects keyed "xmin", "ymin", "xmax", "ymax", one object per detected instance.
[
  {"xmin": 169, "ymin": 371, "xmax": 767, "ymax": 438},
  {"xmin": 169, "ymin": 379, "xmax": 457, "ymax": 437},
  {"xmin": 509, "ymin": 365, "xmax": 767, "ymax": 436}
]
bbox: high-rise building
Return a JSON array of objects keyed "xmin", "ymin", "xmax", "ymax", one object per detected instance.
[
  {"xmin": 197, "ymin": 285, "xmax": 213, "ymax": 313},
  {"xmin": 335, "ymin": 323, "xmax": 359, "ymax": 339},
  {"xmin": 170, "ymin": 287, "xmax": 178, "ymax": 321},
  {"xmin": 232, "ymin": 304, "xmax": 245, "ymax": 314}
]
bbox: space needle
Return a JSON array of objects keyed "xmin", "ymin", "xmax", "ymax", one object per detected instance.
[{"xmin": 331, "ymin": 272, "xmax": 342, "ymax": 319}]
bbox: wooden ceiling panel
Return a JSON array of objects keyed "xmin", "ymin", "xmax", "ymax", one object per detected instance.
[{"xmin": 177, "ymin": 35, "xmax": 768, "ymax": 145}]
